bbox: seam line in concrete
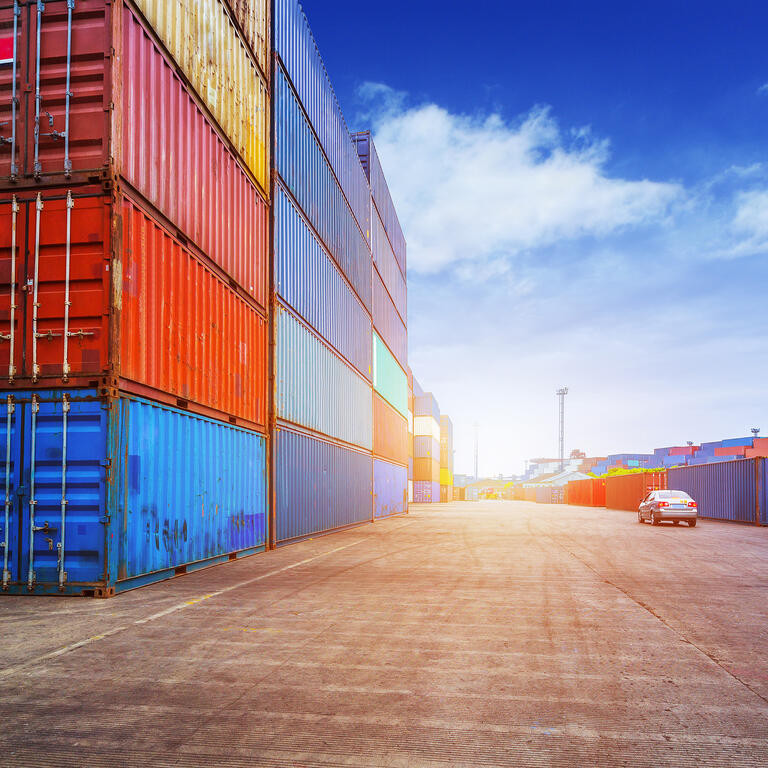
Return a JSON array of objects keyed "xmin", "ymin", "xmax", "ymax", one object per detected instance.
[{"xmin": 0, "ymin": 537, "xmax": 368, "ymax": 681}]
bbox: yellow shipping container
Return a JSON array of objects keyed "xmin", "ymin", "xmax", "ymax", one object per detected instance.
[
  {"xmin": 226, "ymin": 0, "xmax": 269, "ymax": 73},
  {"xmin": 135, "ymin": 0, "xmax": 269, "ymax": 194},
  {"xmin": 440, "ymin": 468, "xmax": 453, "ymax": 486}
]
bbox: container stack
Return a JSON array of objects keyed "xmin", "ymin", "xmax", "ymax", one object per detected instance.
[
  {"xmin": 272, "ymin": 0, "xmax": 408, "ymax": 540},
  {"xmin": 0, "ymin": 0, "xmax": 271, "ymax": 595},
  {"xmin": 413, "ymin": 382, "xmax": 441, "ymax": 502},
  {"xmin": 407, "ymin": 369, "xmax": 415, "ymax": 503},
  {"xmin": 353, "ymin": 131, "xmax": 409, "ymax": 521},
  {"xmin": 439, "ymin": 415, "xmax": 454, "ymax": 502}
]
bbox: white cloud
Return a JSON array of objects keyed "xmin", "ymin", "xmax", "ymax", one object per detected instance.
[
  {"xmin": 757, "ymin": 82, "xmax": 768, "ymax": 95},
  {"xmin": 729, "ymin": 189, "xmax": 768, "ymax": 256},
  {"xmin": 361, "ymin": 85, "xmax": 683, "ymax": 275}
]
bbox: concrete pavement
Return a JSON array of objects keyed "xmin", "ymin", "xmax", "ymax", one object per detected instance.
[{"xmin": 1, "ymin": 501, "xmax": 767, "ymax": 767}]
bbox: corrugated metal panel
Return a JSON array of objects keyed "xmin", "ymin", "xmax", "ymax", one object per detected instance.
[
  {"xmin": 276, "ymin": 307, "xmax": 372, "ymax": 450},
  {"xmin": 606, "ymin": 472, "xmax": 667, "ymax": 511},
  {"xmin": 351, "ymin": 132, "xmax": 406, "ymax": 274},
  {"xmin": 414, "ymin": 436, "xmax": 439, "ymax": 459},
  {"xmin": 373, "ymin": 459, "xmax": 407, "ymax": 519},
  {"xmin": 440, "ymin": 468, "xmax": 453, "ymax": 486},
  {"xmin": 275, "ymin": 427, "xmax": 372, "ymax": 542},
  {"xmin": 274, "ymin": 183, "xmax": 371, "ymax": 379},
  {"xmin": 413, "ymin": 481, "xmax": 440, "ymax": 503},
  {"xmin": 439, "ymin": 485, "xmax": 452, "ymax": 503},
  {"xmin": 371, "ymin": 206, "xmax": 407, "ymax": 323},
  {"xmin": 372, "ymin": 332, "xmax": 408, "ymax": 417},
  {"xmin": 121, "ymin": 195, "xmax": 267, "ymax": 428},
  {"xmin": 668, "ymin": 460, "xmax": 761, "ymax": 524},
  {"xmin": 274, "ymin": 63, "xmax": 371, "ymax": 310},
  {"xmin": 408, "ymin": 480, "xmax": 413, "ymax": 503},
  {"xmin": 0, "ymin": 390, "xmax": 266, "ymax": 595},
  {"xmin": 273, "ymin": 0, "xmax": 369, "ymax": 238},
  {"xmin": 373, "ymin": 393, "xmax": 408, "ymax": 465},
  {"xmin": 223, "ymin": 0, "xmax": 269, "ymax": 72},
  {"xmin": 134, "ymin": 0, "xmax": 269, "ymax": 192},
  {"xmin": 721, "ymin": 437, "xmax": 754, "ymax": 448},
  {"xmin": 122, "ymin": 6, "xmax": 268, "ymax": 304},
  {"xmin": 372, "ymin": 267, "xmax": 407, "ymax": 372},
  {"xmin": 414, "ymin": 416, "xmax": 441, "ymax": 442},
  {"xmin": 414, "ymin": 458, "xmax": 440, "ymax": 483}
]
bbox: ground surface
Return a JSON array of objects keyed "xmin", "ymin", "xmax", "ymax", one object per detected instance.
[{"xmin": 2, "ymin": 501, "xmax": 768, "ymax": 767}]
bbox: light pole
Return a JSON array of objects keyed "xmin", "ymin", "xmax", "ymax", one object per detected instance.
[{"xmin": 556, "ymin": 387, "xmax": 568, "ymax": 472}]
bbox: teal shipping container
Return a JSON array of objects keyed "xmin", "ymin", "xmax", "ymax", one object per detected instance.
[
  {"xmin": 373, "ymin": 332, "xmax": 408, "ymax": 418},
  {"xmin": 0, "ymin": 390, "xmax": 267, "ymax": 597}
]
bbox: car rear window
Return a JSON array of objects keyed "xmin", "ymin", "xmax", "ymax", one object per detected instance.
[{"xmin": 658, "ymin": 490, "xmax": 692, "ymax": 500}]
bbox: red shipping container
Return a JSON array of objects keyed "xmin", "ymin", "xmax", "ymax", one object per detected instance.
[
  {"xmin": 606, "ymin": 472, "xmax": 667, "ymax": 511},
  {"xmin": 373, "ymin": 392, "xmax": 408, "ymax": 465},
  {"xmin": 715, "ymin": 446, "xmax": 747, "ymax": 457},
  {"xmin": 0, "ymin": 1, "xmax": 267, "ymax": 307},
  {"xmin": 668, "ymin": 446, "xmax": 697, "ymax": 456},
  {"xmin": 0, "ymin": 189, "xmax": 266, "ymax": 430}
]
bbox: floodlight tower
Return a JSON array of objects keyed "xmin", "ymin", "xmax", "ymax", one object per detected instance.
[
  {"xmin": 752, "ymin": 427, "xmax": 761, "ymax": 440},
  {"xmin": 556, "ymin": 387, "xmax": 569, "ymax": 472}
]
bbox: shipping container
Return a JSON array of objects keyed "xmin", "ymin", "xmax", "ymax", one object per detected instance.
[
  {"xmin": 605, "ymin": 472, "xmax": 667, "ymax": 511},
  {"xmin": 372, "ymin": 267, "xmax": 407, "ymax": 372},
  {"xmin": 0, "ymin": 389, "xmax": 266, "ymax": 596},
  {"xmin": 439, "ymin": 485, "xmax": 451, "ymax": 503},
  {"xmin": 275, "ymin": 307, "xmax": 372, "ymax": 450},
  {"xmin": 414, "ymin": 393, "xmax": 440, "ymax": 421},
  {"xmin": 439, "ymin": 468, "xmax": 453, "ymax": 486},
  {"xmin": 274, "ymin": 427, "xmax": 372, "ymax": 543},
  {"xmin": 668, "ymin": 446, "xmax": 697, "ymax": 456},
  {"xmin": 351, "ymin": 131, "xmax": 406, "ymax": 275},
  {"xmin": 274, "ymin": 182, "xmax": 371, "ymax": 379},
  {"xmin": 414, "ymin": 457, "xmax": 440, "ymax": 483},
  {"xmin": 133, "ymin": 0, "xmax": 269, "ymax": 190},
  {"xmin": 413, "ymin": 436, "xmax": 440, "ymax": 459},
  {"xmin": 567, "ymin": 477, "xmax": 606, "ymax": 507},
  {"xmin": 274, "ymin": 63, "xmax": 371, "ymax": 310},
  {"xmin": 373, "ymin": 458, "xmax": 407, "ymax": 519},
  {"xmin": 715, "ymin": 446, "xmax": 747, "ymax": 457},
  {"xmin": 223, "ymin": 0, "xmax": 269, "ymax": 72},
  {"xmin": 373, "ymin": 393, "xmax": 408, "ymax": 465},
  {"xmin": 721, "ymin": 437, "xmax": 755, "ymax": 448},
  {"xmin": 371, "ymin": 206, "xmax": 407, "ymax": 322},
  {"xmin": 273, "ymin": 0, "xmax": 369, "ymax": 237},
  {"xmin": 372, "ymin": 332, "xmax": 408, "ymax": 417},
  {"xmin": 535, "ymin": 486, "xmax": 565, "ymax": 504},
  {"xmin": 408, "ymin": 480, "xmax": 413, "ymax": 503},
  {"xmin": 524, "ymin": 487, "xmax": 537, "ymax": 502},
  {"xmin": 465, "ymin": 487, "xmax": 479, "ymax": 502},
  {"xmin": 453, "ymin": 487, "xmax": 465, "ymax": 501},
  {"xmin": 414, "ymin": 416, "xmax": 441, "ymax": 443},
  {"xmin": 668, "ymin": 459, "xmax": 766, "ymax": 525},
  {"xmin": 0, "ymin": 2, "xmax": 269, "ymax": 302},
  {"xmin": 0, "ymin": 190, "xmax": 267, "ymax": 430},
  {"xmin": 413, "ymin": 481, "xmax": 440, "ymax": 503}
]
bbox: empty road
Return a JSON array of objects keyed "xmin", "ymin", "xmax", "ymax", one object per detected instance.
[{"xmin": 1, "ymin": 501, "xmax": 768, "ymax": 767}]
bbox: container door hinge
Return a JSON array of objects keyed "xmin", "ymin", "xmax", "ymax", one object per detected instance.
[{"xmin": 98, "ymin": 515, "xmax": 110, "ymax": 525}]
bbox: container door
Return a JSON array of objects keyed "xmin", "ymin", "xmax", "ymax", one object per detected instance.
[
  {"xmin": 0, "ymin": 192, "xmax": 110, "ymax": 385},
  {"xmin": 17, "ymin": 391, "xmax": 108, "ymax": 590},
  {"xmin": 0, "ymin": 394, "xmax": 22, "ymax": 588},
  {"xmin": 0, "ymin": 0, "xmax": 110, "ymax": 183}
]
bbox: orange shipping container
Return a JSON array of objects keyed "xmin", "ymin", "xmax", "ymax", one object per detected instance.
[
  {"xmin": 605, "ymin": 472, "xmax": 667, "ymax": 511},
  {"xmin": 373, "ymin": 392, "xmax": 408, "ymax": 465},
  {"xmin": 0, "ymin": 190, "xmax": 267, "ymax": 430},
  {"xmin": 413, "ymin": 457, "xmax": 440, "ymax": 483}
]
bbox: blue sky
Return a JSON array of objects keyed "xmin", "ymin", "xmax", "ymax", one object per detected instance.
[{"xmin": 303, "ymin": 1, "xmax": 768, "ymax": 475}]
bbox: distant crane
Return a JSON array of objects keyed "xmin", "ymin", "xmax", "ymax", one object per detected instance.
[{"xmin": 556, "ymin": 387, "xmax": 568, "ymax": 472}]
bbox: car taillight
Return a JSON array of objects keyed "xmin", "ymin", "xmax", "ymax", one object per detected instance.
[
  {"xmin": 658, "ymin": 501, "xmax": 669, "ymax": 507},
  {"xmin": 688, "ymin": 501, "xmax": 697, "ymax": 507}
]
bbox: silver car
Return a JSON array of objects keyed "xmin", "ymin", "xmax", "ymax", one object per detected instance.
[{"xmin": 638, "ymin": 490, "xmax": 698, "ymax": 527}]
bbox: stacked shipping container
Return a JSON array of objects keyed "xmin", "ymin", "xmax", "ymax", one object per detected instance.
[
  {"xmin": 0, "ymin": 0, "xmax": 414, "ymax": 594},
  {"xmin": 0, "ymin": 0, "xmax": 271, "ymax": 594},
  {"xmin": 413, "ymin": 384, "xmax": 441, "ymax": 502}
]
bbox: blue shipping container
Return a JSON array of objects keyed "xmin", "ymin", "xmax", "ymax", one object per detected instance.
[
  {"xmin": 0, "ymin": 391, "xmax": 267, "ymax": 596},
  {"xmin": 413, "ymin": 481, "xmax": 440, "ymax": 503},
  {"xmin": 668, "ymin": 458, "xmax": 766, "ymax": 524},
  {"xmin": 414, "ymin": 436, "xmax": 440, "ymax": 459},
  {"xmin": 276, "ymin": 307, "xmax": 373, "ymax": 450},
  {"xmin": 371, "ymin": 205, "xmax": 407, "ymax": 323},
  {"xmin": 721, "ymin": 437, "xmax": 755, "ymax": 448},
  {"xmin": 372, "ymin": 267, "xmax": 407, "ymax": 372},
  {"xmin": 274, "ymin": 0, "xmax": 370, "ymax": 239},
  {"xmin": 274, "ymin": 63, "xmax": 372, "ymax": 310},
  {"xmin": 374, "ymin": 459, "xmax": 408, "ymax": 519},
  {"xmin": 275, "ymin": 427, "xmax": 373, "ymax": 542},
  {"xmin": 274, "ymin": 182, "xmax": 372, "ymax": 380}
]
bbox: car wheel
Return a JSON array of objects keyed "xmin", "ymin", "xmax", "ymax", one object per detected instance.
[
  {"xmin": 688, "ymin": 519, "xmax": 697, "ymax": 527},
  {"xmin": 673, "ymin": 520, "xmax": 679, "ymax": 526}
]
